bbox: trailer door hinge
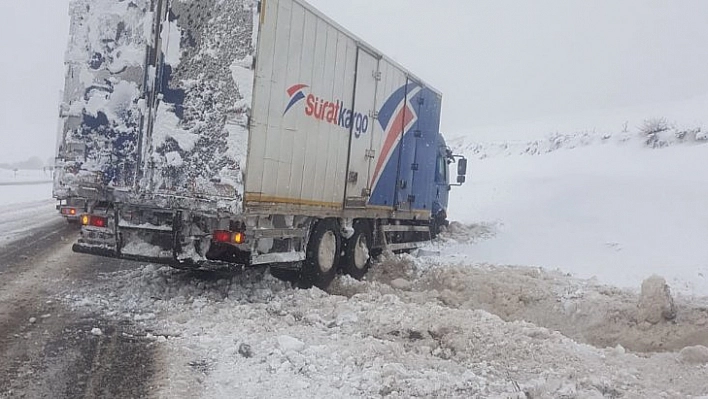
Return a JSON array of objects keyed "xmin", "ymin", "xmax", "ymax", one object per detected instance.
[
  {"xmin": 411, "ymin": 163, "xmax": 419, "ymax": 171},
  {"xmin": 365, "ymin": 149, "xmax": 376, "ymax": 159},
  {"xmin": 414, "ymin": 130, "xmax": 422, "ymax": 138},
  {"xmin": 369, "ymin": 110, "xmax": 379, "ymax": 120},
  {"xmin": 373, "ymin": 71, "xmax": 382, "ymax": 81}
]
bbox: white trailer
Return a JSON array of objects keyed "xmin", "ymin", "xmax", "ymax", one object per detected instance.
[{"xmin": 55, "ymin": 0, "xmax": 466, "ymax": 288}]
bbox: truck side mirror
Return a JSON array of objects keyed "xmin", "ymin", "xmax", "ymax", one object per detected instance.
[
  {"xmin": 457, "ymin": 158, "xmax": 468, "ymax": 176},
  {"xmin": 457, "ymin": 175, "xmax": 466, "ymax": 184}
]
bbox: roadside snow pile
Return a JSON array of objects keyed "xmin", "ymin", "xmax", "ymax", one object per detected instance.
[{"xmin": 64, "ymin": 250, "xmax": 708, "ymax": 398}]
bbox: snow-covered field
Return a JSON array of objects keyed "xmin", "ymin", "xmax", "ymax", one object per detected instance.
[
  {"xmin": 448, "ymin": 136, "xmax": 708, "ymax": 297},
  {"xmin": 0, "ymin": 177, "xmax": 56, "ymax": 246},
  {"xmin": 3, "ymin": 133, "xmax": 708, "ymax": 397},
  {"xmin": 0, "ymin": 168, "xmax": 54, "ymax": 184}
]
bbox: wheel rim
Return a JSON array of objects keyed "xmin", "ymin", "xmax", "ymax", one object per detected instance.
[
  {"xmin": 317, "ymin": 231, "xmax": 337, "ymax": 273},
  {"xmin": 353, "ymin": 235, "xmax": 370, "ymax": 270}
]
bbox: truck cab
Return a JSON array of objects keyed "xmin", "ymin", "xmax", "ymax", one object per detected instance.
[{"xmin": 430, "ymin": 134, "xmax": 467, "ymax": 237}]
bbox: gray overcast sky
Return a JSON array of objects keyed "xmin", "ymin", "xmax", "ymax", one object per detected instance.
[{"xmin": 1, "ymin": 1, "xmax": 707, "ymax": 164}]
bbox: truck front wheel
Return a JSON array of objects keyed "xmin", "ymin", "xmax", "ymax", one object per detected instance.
[
  {"xmin": 301, "ymin": 219, "xmax": 340, "ymax": 289},
  {"xmin": 341, "ymin": 221, "xmax": 372, "ymax": 280}
]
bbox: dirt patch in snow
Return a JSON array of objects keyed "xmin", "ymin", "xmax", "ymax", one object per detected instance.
[
  {"xmin": 330, "ymin": 225, "xmax": 708, "ymax": 355},
  {"xmin": 333, "ymin": 251, "xmax": 708, "ymax": 354}
]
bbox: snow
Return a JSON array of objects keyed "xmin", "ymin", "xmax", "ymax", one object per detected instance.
[
  {"xmin": 450, "ymin": 93, "xmax": 708, "ymax": 144},
  {"xmin": 161, "ymin": 18, "xmax": 183, "ymax": 67},
  {"xmin": 63, "ymin": 257, "xmax": 708, "ymax": 398},
  {"xmin": 4, "ymin": 124, "xmax": 708, "ymax": 396},
  {"xmin": 448, "ymin": 135, "xmax": 708, "ymax": 297},
  {"xmin": 0, "ymin": 184, "xmax": 53, "ymax": 207},
  {"xmin": 0, "ymin": 180, "xmax": 58, "ymax": 247},
  {"xmin": 0, "ymin": 169, "xmax": 53, "ymax": 185},
  {"xmin": 151, "ymin": 104, "xmax": 200, "ymax": 153}
]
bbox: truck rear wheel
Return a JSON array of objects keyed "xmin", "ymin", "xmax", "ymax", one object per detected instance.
[
  {"xmin": 341, "ymin": 221, "xmax": 372, "ymax": 280},
  {"xmin": 301, "ymin": 219, "xmax": 340, "ymax": 289}
]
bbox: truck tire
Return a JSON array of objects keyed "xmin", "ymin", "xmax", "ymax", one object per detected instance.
[
  {"xmin": 430, "ymin": 211, "xmax": 449, "ymax": 239},
  {"xmin": 341, "ymin": 221, "xmax": 372, "ymax": 280},
  {"xmin": 301, "ymin": 219, "xmax": 340, "ymax": 290}
]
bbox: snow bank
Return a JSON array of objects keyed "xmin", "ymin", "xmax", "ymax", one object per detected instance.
[{"xmin": 63, "ymin": 247, "xmax": 708, "ymax": 398}]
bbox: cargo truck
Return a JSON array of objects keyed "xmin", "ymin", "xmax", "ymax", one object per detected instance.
[{"xmin": 53, "ymin": 0, "xmax": 467, "ymax": 288}]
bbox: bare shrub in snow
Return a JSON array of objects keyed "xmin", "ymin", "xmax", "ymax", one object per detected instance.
[
  {"xmin": 639, "ymin": 117, "xmax": 672, "ymax": 148},
  {"xmin": 639, "ymin": 118, "xmax": 670, "ymax": 136}
]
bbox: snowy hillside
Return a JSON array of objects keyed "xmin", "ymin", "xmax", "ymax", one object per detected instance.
[{"xmin": 448, "ymin": 129, "xmax": 708, "ymax": 297}]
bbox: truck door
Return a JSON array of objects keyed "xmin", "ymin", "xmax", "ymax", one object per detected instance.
[
  {"xmin": 345, "ymin": 48, "xmax": 380, "ymax": 208},
  {"xmin": 407, "ymin": 84, "xmax": 443, "ymax": 215},
  {"xmin": 393, "ymin": 78, "xmax": 420, "ymax": 212}
]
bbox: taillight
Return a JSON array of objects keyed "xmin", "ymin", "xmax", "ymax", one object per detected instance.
[
  {"xmin": 81, "ymin": 215, "xmax": 108, "ymax": 228},
  {"xmin": 212, "ymin": 230, "xmax": 245, "ymax": 244},
  {"xmin": 61, "ymin": 208, "xmax": 77, "ymax": 216}
]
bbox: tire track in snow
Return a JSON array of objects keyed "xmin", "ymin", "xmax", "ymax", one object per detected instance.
[{"xmin": 0, "ymin": 223, "xmax": 163, "ymax": 398}]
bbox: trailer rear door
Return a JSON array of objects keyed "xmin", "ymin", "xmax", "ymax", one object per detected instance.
[{"xmin": 137, "ymin": 1, "xmax": 258, "ymax": 209}]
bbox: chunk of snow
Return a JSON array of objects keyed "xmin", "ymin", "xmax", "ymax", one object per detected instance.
[
  {"xmin": 277, "ymin": 335, "xmax": 305, "ymax": 353},
  {"xmin": 638, "ymin": 275, "xmax": 676, "ymax": 324},
  {"xmin": 161, "ymin": 18, "xmax": 182, "ymax": 67},
  {"xmin": 678, "ymin": 345, "xmax": 708, "ymax": 365},
  {"xmin": 390, "ymin": 278, "xmax": 412, "ymax": 291}
]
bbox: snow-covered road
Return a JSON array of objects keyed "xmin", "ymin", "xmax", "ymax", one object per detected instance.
[{"xmin": 0, "ymin": 198, "xmax": 59, "ymax": 249}]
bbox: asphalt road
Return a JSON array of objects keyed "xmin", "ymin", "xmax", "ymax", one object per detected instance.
[{"xmin": 0, "ymin": 219, "xmax": 161, "ymax": 399}]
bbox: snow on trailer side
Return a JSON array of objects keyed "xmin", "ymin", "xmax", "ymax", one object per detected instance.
[{"xmin": 137, "ymin": 0, "xmax": 258, "ymax": 214}]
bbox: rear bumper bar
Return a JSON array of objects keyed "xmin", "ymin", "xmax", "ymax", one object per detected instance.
[{"xmin": 72, "ymin": 243, "xmax": 245, "ymax": 271}]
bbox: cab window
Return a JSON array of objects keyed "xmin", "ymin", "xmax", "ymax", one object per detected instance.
[{"xmin": 435, "ymin": 154, "xmax": 447, "ymax": 183}]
